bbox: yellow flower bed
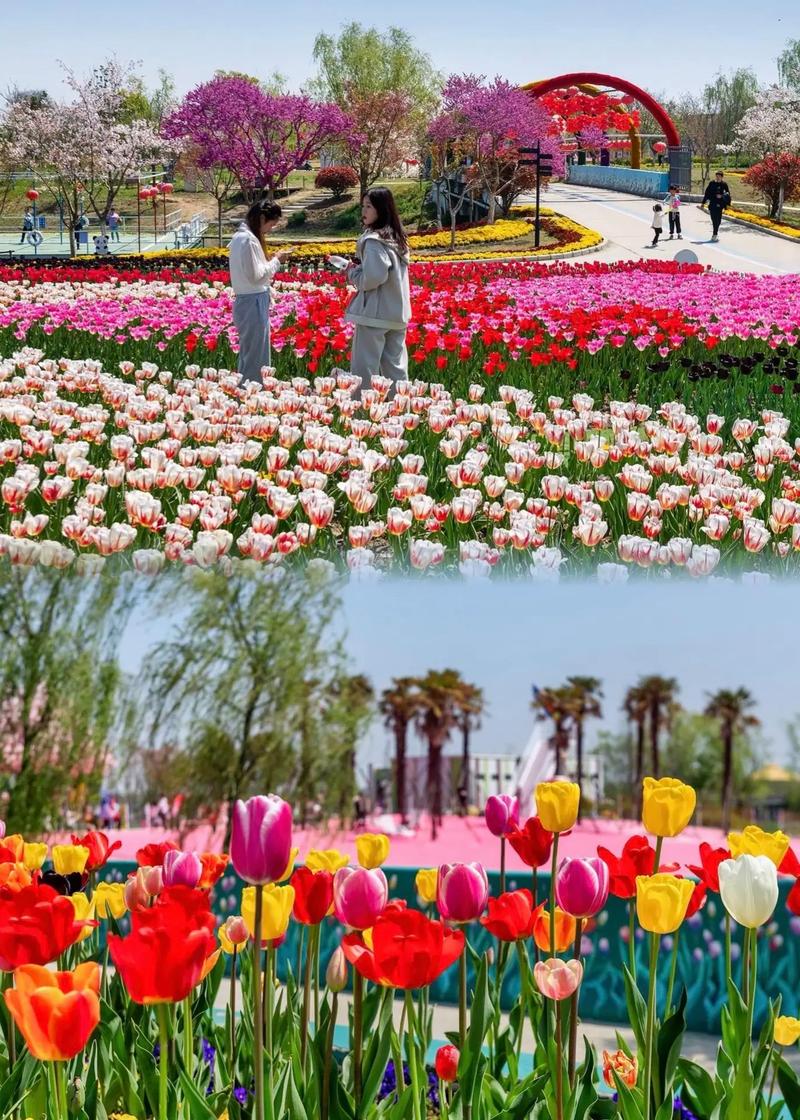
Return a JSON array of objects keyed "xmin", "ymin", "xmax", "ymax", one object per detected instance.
[
  {"xmin": 725, "ymin": 207, "xmax": 800, "ymax": 239},
  {"xmin": 419, "ymin": 213, "xmax": 603, "ymax": 260}
]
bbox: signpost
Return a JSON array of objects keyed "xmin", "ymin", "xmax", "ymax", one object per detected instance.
[{"xmin": 518, "ymin": 142, "xmax": 554, "ymax": 248}]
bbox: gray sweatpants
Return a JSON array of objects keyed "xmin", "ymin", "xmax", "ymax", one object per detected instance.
[
  {"xmin": 350, "ymin": 325, "xmax": 408, "ymax": 386},
  {"xmin": 233, "ymin": 291, "xmax": 271, "ymax": 382}
]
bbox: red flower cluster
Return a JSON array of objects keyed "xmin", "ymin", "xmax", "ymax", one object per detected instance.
[{"xmin": 342, "ymin": 906, "xmax": 464, "ymax": 989}]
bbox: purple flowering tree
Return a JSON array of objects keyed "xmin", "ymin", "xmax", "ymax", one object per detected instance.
[
  {"xmin": 162, "ymin": 76, "xmax": 359, "ymax": 205},
  {"xmin": 428, "ymin": 74, "xmax": 564, "ymax": 224}
]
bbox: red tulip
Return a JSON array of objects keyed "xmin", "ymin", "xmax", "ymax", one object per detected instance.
[
  {"xmin": 0, "ymin": 882, "xmax": 92, "ymax": 969},
  {"xmin": 480, "ymin": 889, "xmax": 542, "ymax": 941},
  {"xmin": 342, "ymin": 906, "xmax": 464, "ymax": 989},
  {"xmin": 291, "ymin": 867, "xmax": 334, "ymax": 925},
  {"xmin": 435, "ymin": 1043, "xmax": 460, "ymax": 1082},
  {"xmin": 597, "ymin": 835, "xmax": 677, "ymax": 899},
  {"xmin": 71, "ymin": 831, "xmax": 122, "ymax": 871},
  {"xmin": 108, "ymin": 886, "xmax": 217, "ymax": 1004},
  {"xmin": 686, "ymin": 843, "xmax": 731, "ymax": 894},
  {"xmin": 136, "ymin": 841, "xmax": 178, "ymax": 867},
  {"xmin": 505, "ymin": 816, "xmax": 553, "ymax": 869}
]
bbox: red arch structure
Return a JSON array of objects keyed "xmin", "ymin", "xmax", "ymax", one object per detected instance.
[{"xmin": 522, "ymin": 72, "xmax": 681, "ymax": 147}]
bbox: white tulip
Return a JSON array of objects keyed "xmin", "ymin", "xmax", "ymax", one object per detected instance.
[{"xmin": 718, "ymin": 854, "xmax": 778, "ymax": 928}]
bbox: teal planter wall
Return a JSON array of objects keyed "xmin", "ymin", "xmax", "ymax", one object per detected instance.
[{"xmin": 566, "ymin": 164, "xmax": 670, "ymax": 197}]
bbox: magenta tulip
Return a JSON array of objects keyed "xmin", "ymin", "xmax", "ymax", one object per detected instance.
[
  {"xmin": 333, "ymin": 866, "xmax": 388, "ymax": 930},
  {"xmin": 230, "ymin": 794, "xmax": 293, "ymax": 886},
  {"xmin": 162, "ymin": 849, "xmax": 203, "ymax": 889},
  {"xmin": 437, "ymin": 862, "xmax": 490, "ymax": 923},
  {"xmin": 555, "ymin": 856, "xmax": 610, "ymax": 919},
  {"xmin": 484, "ymin": 795, "xmax": 520, "ymax": 838}
]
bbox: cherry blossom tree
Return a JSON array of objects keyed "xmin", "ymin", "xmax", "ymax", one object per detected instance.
[
  {"xmin": 162, "ymin": 76, "xmax": 358, "ymax": 203},
  {"xmin": 428, "ymin": 74, "xmax": 563, "ymax": 224},
  {"xmin": 732, "ymin": 86, "xmax": 800, "ymax": 157}
]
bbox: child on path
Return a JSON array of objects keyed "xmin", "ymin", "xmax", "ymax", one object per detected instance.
[
  {"xmin": 650, "ymin": 203, "xmax": 664, "ymax": 247},
  {"xmin": 664, "ymin": 185, "xmax": 682, "ymax": 239}
]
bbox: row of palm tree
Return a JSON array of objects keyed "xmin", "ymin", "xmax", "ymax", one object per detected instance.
[{"xmin": 378, "ymin": 672, "xmax": 760, "ymax": 835}]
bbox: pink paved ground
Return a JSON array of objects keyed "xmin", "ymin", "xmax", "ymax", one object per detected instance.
[{"xmin": 83, "ymin": 815, "xmax": 748, "ymax": 870}]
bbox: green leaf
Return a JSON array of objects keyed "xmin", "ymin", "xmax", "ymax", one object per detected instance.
[
  {"xmin": 177, "ymin": 1067, "xmax": 219, "ymax": 1120},
  {"xmin": 622, "ymin": 965, "xmax": 647, "ymax": 1053},
  {"xmin": 655, "ymin": 986, "xmax": 687, "ymax": 1100},
  {"xmin": 570, "ymin": 1040, "xmax": 600, "ymax": 1120},
  {"xmin": 777, "ymin": 1057, "xmax": 800, "ymax": 1120},
  {"xmin": 457, "ymin": 953, "xmax": 493, "ymax": 1105},
  {"xmin": 361, "ymin": 993, "xmax": 393, "ymax": 1109},
  {"xmin": 677, "ymin": 1057, "xmax": 720, "ymax": 1118}
]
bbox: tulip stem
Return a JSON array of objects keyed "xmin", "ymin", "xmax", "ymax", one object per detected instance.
[
  {"xmin": 394, "ymin": 994, "xmax": 406, "ymax": 1092},
  {"xmin": 301, "ymin": 924, "xmax": 313, "ymax": 1068},
  {"xmin": 265, "ymin": 945, "xmax": 275, "ymax": 1120},
  {"xmin": 568, "ymin": 917, "xmax": 583, "ymax": 1086},
  {"xmin": 724, "ymin": 913, "xmax": 732, "ymax": 991},
  {"xmin": 321, "ymin": 990, "xmax": 338, "ymax": 1120},
  {"xmin": 767, "ymin": 1046, "xmax": 781, "ymax": 1113},
  {"xmin": 230, "ymin": 946, "xmax": 238, "ymax": 1079},
  {"xmin": 549, "ymin": 832, "xmax": 561, "ymax": 958},
  {"xmin": 353, "ymin": 969, "xmax": 364, "ymax": 1113},
  {"xmin": 743, "ymin": 927, "xmax": 751, "ymax": 1006},
  {"xmin": 746, "ymin": 928, "xmax": 758, "ymax": 1042},
  {"xmin": 314, "ymin": 927, "xmax": 321, "ymax": 1033},
  {"xmin": 515, "ymin": 940, "xmax": 531, "ymax": 1060},
  {"xmin": 182, "ymin": 995, "xmax": 192, "ymax": 1074},
  {"xmin": 252, "ymin": 887, "xmax": 265, "ymax": 1120},
  {"xmin": 555, "ymin": 999, "xmax": 564, "ymax": 1120},
  {"xmin": 459, "ymin": 949, "xmax": 470, "ymax": 1120},
  {"xmin": 404, "ymin": 989, "xmax": 423, "ymax": 1120},
  {"xmin": 628, "ymin": 899, "xmax": 637, "ymax": 981},
  {"xmin": 664, "ymin": 928, "xmax": 680, "ymax": 1018},
  {"xmin": 642, "ymin": 932, "xmax": 660, "ymax": 1120},
  {"xmin": 439, "ymin": 1079, "xmax": 449, "ymax": 1120},
  {"xmin": 500, "ymin": 836, "xmax": 506, "ymax": 895},
  {"xmin": 157, "ymin": 1003, "xmax": 170, "ymax": 1120}
]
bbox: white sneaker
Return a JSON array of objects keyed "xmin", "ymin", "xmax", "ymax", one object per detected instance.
[{"xmin": 677, "ymin": 235, "xmax": 683, "ymax": 240}]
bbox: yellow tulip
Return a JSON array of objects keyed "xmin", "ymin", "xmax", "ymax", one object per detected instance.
[
  {"xmin": 277, "ymin": 847, "xmax": 299, "ymax": 882},
  {"xmin": 774, "ymin": 1016, "xmax": 800, "ymax": 1047},
  {"xmin": 728, "ymin": 825, "xmax": 790, "ymax": 868},
  {"xmin": 305, "ymin": 849, "xmax": 350, "ymax": 874},
  {"xmin": 415, "ymin": 868, "xmax": 438, "ymax": 904},
  {"xmin": 641, "ymin": 777, "xmax": 696, "ymax": 838},
  {"xmin": 69, "ymin": 893, "xmax": 96, "ymax": 942},
  {"xmin": 242, "ymin": 884, "xmax": 295, "ymax": 943},
  {"xmin": 636, "ymin": 874, "xmax": 695, "ymax": 934},
  {"xmin": 22, "ymin": 843, "xmax": 48, "ymax": 871},
  {"xmin": 94, "ymin": 881, "xmax": 127, "ymax": 920},
  {"xmin": 51, "ymin": 844, "xmax": 89, "ymax": 876},
  {"xmin": 355, "ymin": 834, "xmax": 390, "ymax": 870},
  {"xmin": 535, "ymin": 781, "xmax": 580, "ymax": 833}
]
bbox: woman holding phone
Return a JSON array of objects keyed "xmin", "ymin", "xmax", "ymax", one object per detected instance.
[
  {"xmin": 229, "ymin": 200, "xmax": 292, "ymax": 382},
  {"xmin": 338, "ymin": 187, "xmax": 411, "ymax": 391}
]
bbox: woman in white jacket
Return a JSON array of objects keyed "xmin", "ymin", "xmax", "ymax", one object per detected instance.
[
  {"xmin": 344, "ymin": 188, "xmax": 411, "ymax": 390},
  {"xmin": 229, "ymin": 200, "xmax": 292, "ymax": 382}
]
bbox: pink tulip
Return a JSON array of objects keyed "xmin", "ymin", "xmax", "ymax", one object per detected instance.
[
  {"xmin": 555, "ymin": 856, "xmax": 610, "ymax": 919},
  {"xmin": 333, "ymin": 866, "xmax": 388, "ymax": 930},
  {"xmin": 143, "ymin": 865, "xmax": 164, "ymax": 897},
  {"xmin": 437, "ymin": 862, "xmax": 489, "ymax": 923},
  {"xmin": 230, "ymin": 794, "xmax": 293, "ymax": 885},
  {"xmin": 0, "ymin": 820, "xmax": 5, "ymax": 839},
  {"xmin": 162, "ymin": 849, "xmax": 203, "ymax": 889},
  {"xmin": 124, "ymin": 868, "xmax": 152, "ymax": 911},
  {"xmin": 484, "ymin": 795, "xmax": 520, "ymax": 838},
  {"xmin": 533, "ymin": 957, "xmax": 584, "ymax": 1001}
]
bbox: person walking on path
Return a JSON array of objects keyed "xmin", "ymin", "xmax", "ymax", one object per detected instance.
[
  {"xmin": 20, "ymin": 208, "xmax": 34, "ymax": 244},
  {"xmin": 663, "ymin": 184, "xmax": 682, "ymax": 239},
  {"xmin": 344, "ymin": 187, "xmax": 411, "ymax": 393},
  {"xmin": 229, "ymin": 200, "xmax": 292, "ymax": 383},
  {"xmin": 649, "ymin": 203, "xmax": 664, "ymax": 247},
  {"xmin": 701, "ymin": 171, "xmax": 732, "ymax": 242}
]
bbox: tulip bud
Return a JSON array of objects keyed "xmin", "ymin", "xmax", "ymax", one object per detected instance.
[
  {"xmin": 143, "ymin": 865, "xmax": 163, "ymax": 897},
  {"xmin": 484, "ymin": 794, "xmax": 519, "ymax": 838},
  {"xmin": 124, "ymin": 868, "xmax": 151, "ymax": 911},
  {"xmin": 231, "ymin": 794, "xmax": 293, "ymax": 886},
  {"xmin": 333, "ymin": 866, "xmax": 388, "ymax": 930},
  {"xmin": 533, "ymin": 957, "xmax": 583, "ymax": 1001},
  {"xmin": 434, "ymin": 1044, "xmax": 460, "ymax": 1082},
  {"xmin": 326, "ymin": 945, "xmax": 349, "ymax": 992},
  {"xmin": 555, "ymin": 857, "xmax": 610, "ymax": 919},
  {"xmin": 162, "ymin": 849, "xmax": 203, "ymax": 889},
  {"xmin": 718, "ymin": 854, "xmax": 778, "ymax": 929},
  {"xmin": 535, "ymin": 781, "xmax": 580, "ymax": 833},
  {"xmin": 437, "ymin": 863, "xmax": 489, "ymax": 924}
]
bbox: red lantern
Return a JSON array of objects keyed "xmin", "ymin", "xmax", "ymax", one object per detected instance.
[
  {"xmin": 158, "ymin": 182, "xmax": 174, "ymax": 195},
  {"xmin": 26, "ymin": 188, "xmax": 39, "ymax": 202},
  {"xmin": 653, "ymin": 141, "xmax": 667, "ymax": 154},
  {"xmin": 138, "ymin": 187, "xmax": 152, "ymax": 201}
]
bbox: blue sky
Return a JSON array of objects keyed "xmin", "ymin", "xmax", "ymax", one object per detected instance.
[
  {"xmin": 121, "ymin": 579, "xmax": 800, "ymax": 772},
  {"xmin": 1, "ymin": 0, "xmax": 794, "ymax": 101}
]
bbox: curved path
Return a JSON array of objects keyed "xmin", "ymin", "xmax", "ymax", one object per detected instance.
[{"xmin": 542, "ymin": 181, "xmax": 799, "ymax": 275}]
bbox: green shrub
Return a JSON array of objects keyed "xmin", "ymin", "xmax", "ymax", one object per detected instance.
[{"xmin": 287, "ymin": 210, "xmax": 307, "ymax": 228}]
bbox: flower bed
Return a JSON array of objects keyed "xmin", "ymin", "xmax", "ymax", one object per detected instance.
[
  {"xmin": 724, "ymin": 207, "xmax": 800, "ymax": 239},
  {"xmin": 2, "ymin": 786, "xmax": 800, "ymax": 1119}
]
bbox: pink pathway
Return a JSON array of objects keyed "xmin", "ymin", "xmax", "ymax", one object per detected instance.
[{"xmin": 87, "ymin": 815, "xmax": 745, "ymax": 870}]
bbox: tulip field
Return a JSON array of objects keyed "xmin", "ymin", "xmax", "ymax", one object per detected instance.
[
  {"xmin": 2, "ymin": 779, "xmax": 800, "ymax": 1120},
  {"xmin": 0, "ymin": 257, "xmax": 800, "ymax": 577}
]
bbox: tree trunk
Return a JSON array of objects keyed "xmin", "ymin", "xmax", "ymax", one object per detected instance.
[
  {"xmin": 461, "ymin": 724, "xmax": 470, "ymax": 791},
  {"xmin": 721, "ymin": 727, "xmax": 733, "ymax": 832},
  {"xmin": 575, "ymin": 718, "xmax": 584, "ymax": 822},
  {"xmin": 554, "ymin": 719, "xmax": 567, "ymax": 774},
  {"xmin": 360, "ymin": 163, "xmax": 369, "ymax": 199},
  {"xmin": 218, "ymin": 197, "xmax": 223, "ymax": 247},
  {"xmin": 649, "ymin": 702, "xmax": 660, "ymax": 779},
  {"xmin": 428, "ymin": 738, "xmax": 442, "ymax": 841},
  {"xmin": 486, "ymin": 190, "xmax": 497, "ymax": 224},
  {"xmin": 395, "ymin": 722, "xmax": 408, "ymax": 826},
  {"xmin": 633, "ymin": 719, "xmax": 645, "ymax": 818}
]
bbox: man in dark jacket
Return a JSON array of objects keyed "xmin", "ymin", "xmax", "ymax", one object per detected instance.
[{"xmin": 701, "ymin": 171, "xmax": 732, "ymax": 241}]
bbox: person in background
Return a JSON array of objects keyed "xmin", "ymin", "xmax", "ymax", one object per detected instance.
[
  {"xmin": 20, "ymin": 208, "xmax": 34, "ymax": 243},
  {"xmin": 701, "ymin": 171, "xmax": 732, "ymax": 242},
  {"xmin": 663, "ymin": 184, "xmax": 682, "ymax": 239},
  {"xmin": 107, "ymin": 208, "xmax": 121, "ymax": 241},
  {"xmin": 343, "ymin": 187, "xmax": 411, "ymax": 394},
  {"xmin": 649, "ymin": 203, "xmax": 664, "ymax": 247},
  {"xmin": 229, "ymin": 199, "xmax": 292, "ymax": 382}
]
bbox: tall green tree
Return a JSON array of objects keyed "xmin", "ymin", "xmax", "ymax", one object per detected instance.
[
  {"xmin": 532, "ymin": 685, "xmax": 574, "ymax": 775},
  {"xmin": 705, "ymin": 688, "xmax": 760, "ymax": 831},
  {"xmin": 312, "ymin": 23, "xmax": 440, "ymax": 194},
  {"xmin": 0, "ymin": 570, "xmax": 129, "ymax": 834},
  {"xmin": 778, "ymin": 39, "xmax": 800, "ymax": 91},
  {"xmin": 623, "ymin": 683, "xmax": 649, "ymax": 816},
  {"xmin": 379, "ymin": 676, "xmax": 420, "ymax": 825},
  {"xmin": 139, "ymin": 569, "xmax": 363, "ymax": 847},
  {"xmin": 413, "ymin": 668, "xmax": 466, "ymax": 840},
  {"xmin": 564, "ymin": 676, "xmax": 603, "ymax": 820},
  {"xmin": 455, "ymin": 681, "xmax": 485, "ymax": 798},
  {"xmin": 636, "ymin": 675, "xmax": 680, "ymax": 780},
  {"xmin": 702, "ymin": 67, "xmax": 759, "ymax": 148}
]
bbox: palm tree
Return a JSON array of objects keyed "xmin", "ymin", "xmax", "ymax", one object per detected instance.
[
  {"xmin": 379, "ymin": 677, "xmax": 420, "ymax": 826},
  {"xmin": 704, "ymin": 688, "xmax": 760, "ymax": 831},
  {"xmin": 414, "ymin": 669, "xmax": 464, "ymax": 840},
  {"xmin": 637, "ymin": 676, "xmax": 680, "ymax": 780},
  {"xmin": 623, "ymin": 683, "xmax": 649, "ymax": 817},
  {"xmin": 329, "ymin": 674, "xmax": 375, "ymax": 827},
  {"xmin": 532, "ymin": 685, "xmax": 574, "ymax": 775},
  {"xmin": 564, "ymin": 676, "xmax": 603, "ymax": 820},
  {"xmin": 455, "ymin": 682, "xmax": 486, "ymax": 810}
]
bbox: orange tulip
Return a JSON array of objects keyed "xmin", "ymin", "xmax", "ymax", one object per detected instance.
[
  {"xmin": 4, "ymin": 962, "xmax": 100, "ymax": 1061},
  {"xmin": 198, "ymin": 852, "xmax": 229, "ymax": 890},
  {"xmin": 0, "ymin": 834, "xmax": 24, "ymax": 863},
  {"xmin": 533, "ymin": 906, "xmax": 577, "ymax": 953},
  {"xmin": 0, "ymin": 862, "xmax": 32, "ymax": 893}
]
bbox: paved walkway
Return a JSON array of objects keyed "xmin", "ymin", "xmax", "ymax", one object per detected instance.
[{"xmin": 540, "ymin": 181, "xmax": 799, "ymax": 275}]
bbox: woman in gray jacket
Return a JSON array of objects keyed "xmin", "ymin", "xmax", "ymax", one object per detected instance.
[{"xmin": 344, "ymin": 188, "xmax": 411, "ymax": 389}]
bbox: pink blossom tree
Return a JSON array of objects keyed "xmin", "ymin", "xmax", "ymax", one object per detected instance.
[
  {"xmin": 162, "ymin": 76, "xmax": 359, "ymax": 204},
  {"xmin": 428, "ymin": 74, "xmax": 564, "ymax": 224}
]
